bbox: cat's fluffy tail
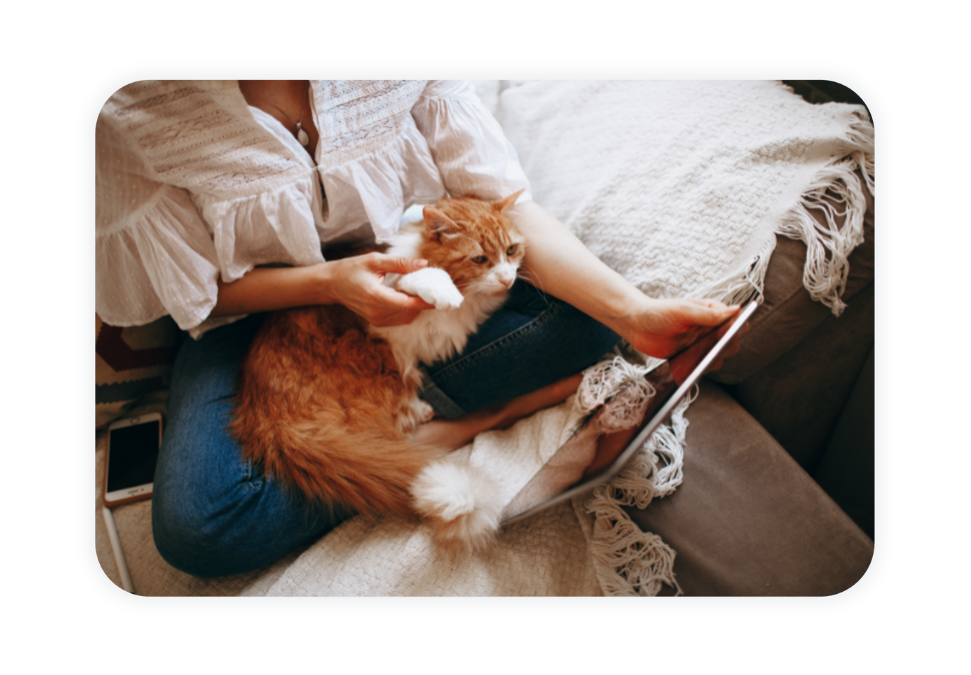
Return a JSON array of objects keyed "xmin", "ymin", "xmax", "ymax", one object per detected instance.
[
  {"xmin": 249, "ymin": 423, "xmax": 431, "ymax": 513},
  {"xmin": 234, "ymin": 419, "xmax": 503, "ymax": 553},
  {"xmin": 411, "ymin": 460, "xmax": 504, "ymax": 554}
]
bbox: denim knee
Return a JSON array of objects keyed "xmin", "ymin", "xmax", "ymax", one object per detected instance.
[
  {"xmin": 151, "ymin": 490, "xmax": 240, "ymax": 578},
  {"xmin": 152, "ymin": 465, "xmax": 345, "ymax": 578}
]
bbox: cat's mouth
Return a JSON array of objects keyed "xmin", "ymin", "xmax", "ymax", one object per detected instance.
[{"xmin": 462, "ymin": 281, "xmax": 514, "ymax": 297}]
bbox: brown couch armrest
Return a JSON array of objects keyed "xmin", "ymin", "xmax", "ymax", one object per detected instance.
[{"xmin": 628, "ymin": 380, "xmax": 873, "ymax": 596}]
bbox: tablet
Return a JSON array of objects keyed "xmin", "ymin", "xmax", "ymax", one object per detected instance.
[{"xmin": 500, "ymin": 300, "xmax": 759, "ymax": 526}]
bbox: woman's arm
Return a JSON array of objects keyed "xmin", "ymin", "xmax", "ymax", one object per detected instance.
[
  {"xmin": 211, "ymin": 254, "xmax": 435, "ymax": 327},
  {"xmin": 509, "ymin": 200, "xmax": 738, "ymax": 359}
]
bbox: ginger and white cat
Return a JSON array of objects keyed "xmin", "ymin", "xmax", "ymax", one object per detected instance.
[{"xmin": 230, "ymin": 190, "xmax": 526, "ymax": 553}]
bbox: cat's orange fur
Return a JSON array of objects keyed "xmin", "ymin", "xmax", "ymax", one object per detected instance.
[{"xmin": 229, "ymin": 192, "xmax": 525, "ymax": 551}]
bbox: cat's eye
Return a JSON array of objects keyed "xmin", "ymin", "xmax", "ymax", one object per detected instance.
[
  {"xmin": 506, "ymin": 244, "xmax": 519, "ymax": 256},
  {"xmin": 471, "ymin": 255, "xmax": 488, "ymax": 265}
]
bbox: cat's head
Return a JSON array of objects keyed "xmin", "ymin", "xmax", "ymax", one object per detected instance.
[{"xmin": 419, "ymin": 190, "xmax": 526, "ymax": 298}]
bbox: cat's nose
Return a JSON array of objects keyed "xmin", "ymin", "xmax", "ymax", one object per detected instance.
[{"xmin": 496, "ymin": 268, "xmax": 516, "ymax": 288}]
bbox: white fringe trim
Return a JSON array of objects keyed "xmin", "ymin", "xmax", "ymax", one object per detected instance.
[
  {"xmin": 582, "ymin": 391, "xmax": 696, "ymax": 596},
  {"xmin": 577, "ymin": 355, "xmax": 656, "ymax": 430},
  {"xmin": 574, "ymin": 357, "xmax": 698, "ymax": 595},
  {"xmin": 695, "ymin": 107, "xmax": 874, "ymax": 317}
]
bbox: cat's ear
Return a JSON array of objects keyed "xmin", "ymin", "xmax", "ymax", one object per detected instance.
[
  {"xmin": 492, "ymin": 189, "xmax": 525, "ymax": 214},
  {"xmin": 423, "ymin": 206, "xmax": 461, "ymax": 240}
]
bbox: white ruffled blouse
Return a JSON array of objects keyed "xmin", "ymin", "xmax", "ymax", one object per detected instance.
[{"xmin": 96, "ymin": 80, "xmax": 532, "ymax": 336}]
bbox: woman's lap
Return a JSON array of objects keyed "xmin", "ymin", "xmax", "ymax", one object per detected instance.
[
  {"xmin": 420, "ymin": 280, "xmax": 619, "ymax": 418},
  {"xmin": 152, "ymin": 282, "xmax": 618, "ymax": 577}
]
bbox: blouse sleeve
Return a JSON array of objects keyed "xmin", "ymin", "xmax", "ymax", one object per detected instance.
[
  {"xmin": 411, "ymin": 80, "xmax": 532, "ymax": 204},
  {"xmin": 96, "ymin": 109, "xmax": 221, "ymax": 331}
]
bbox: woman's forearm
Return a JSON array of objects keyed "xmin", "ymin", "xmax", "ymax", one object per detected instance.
[
  {"xmin": 510, "ymin": 200, "xmax": 737, "ymax": 358},
  {"xmin": 509, "ymin": 200, "xmax": 649, "ymax": 334},
  {"xmin": 209, "ymin": 254, "xmax": 435, "ymax": 327},
  {"xmin": 211, "ymin": 265, "xmax": 331, "ymax": 317}
]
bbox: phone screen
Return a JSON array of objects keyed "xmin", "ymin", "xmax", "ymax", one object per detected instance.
[{"xmin": 107, "ymin": 420, "xmax": 161, "ymax": 492}]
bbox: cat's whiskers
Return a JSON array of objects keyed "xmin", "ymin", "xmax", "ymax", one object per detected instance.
[{"xmin": 514, "ymin": 268, "xmax": 547, "ymax": 295}]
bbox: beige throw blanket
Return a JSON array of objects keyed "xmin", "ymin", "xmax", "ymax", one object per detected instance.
[
  {"xmin": 497, "ymin": 80, "xmax": 873, "ymax": 314},
  {"xmin": 258, "ymin": 81, "xmax": 875, "ymax": 597}
]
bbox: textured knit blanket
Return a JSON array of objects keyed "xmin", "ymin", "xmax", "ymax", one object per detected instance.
[{"xmin": 257, "ymin": 80, "xmax": 874, "ymax": 597}]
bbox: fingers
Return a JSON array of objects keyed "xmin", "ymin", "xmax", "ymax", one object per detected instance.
[
  {"xmin": 703, "ymin": 327, "xmax": 747, "ymax": 375},
  {"xmin": 626, "ymin": 296, "xmax": 750, "ymax": 361},
  {"xmin": 684, "ymin": 298, "xmax": 740, "ymax": 326},
  {"xmin": 372, "ymin": 283, "xmax": 435, "ymax": 312},
  {"xmin": 366, "ymin": 253, "xmax": 429, "ymax": 275},
  {"xmin": 372, "ymin": 281, "xmax": 430, "ymax": 306},
  {"xmin": 364, "ymin": 286, "xmax": 435, "ymax": 326},
  {"xmin": 338, "ymin": 254, "xmax": 436, "ymax": 326},
  {"xmin": 719, "ymin": 322, "xmax": 749, "ymax": 358}
]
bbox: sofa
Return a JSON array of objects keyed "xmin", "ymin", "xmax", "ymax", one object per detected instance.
[{"xmin": 95, "ymin": 80, "xmax": 874, "ymax": 596}]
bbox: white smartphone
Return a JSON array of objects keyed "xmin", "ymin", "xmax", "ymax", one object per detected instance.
[{"xmin": 103, "ymin": 412, "xmax": 163, "ymax": 508}]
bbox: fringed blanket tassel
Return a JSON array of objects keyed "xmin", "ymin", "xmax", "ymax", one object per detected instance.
[
  {"xmin": 575, "ymin": 357, "xmax": 698, "ymax": 595},
  {"xmin": 696, "ymin": 108, "xmax": 874, "ymax": 316},
  {"xmin": 776, "ymin": 109, "xmax": 874, "ymax": 316}
]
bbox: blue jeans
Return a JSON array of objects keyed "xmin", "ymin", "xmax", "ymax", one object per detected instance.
[{"xmin": 152, "ymin": 281, "xmax": 618, "ymax": 577}]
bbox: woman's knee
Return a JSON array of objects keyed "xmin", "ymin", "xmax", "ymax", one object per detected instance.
[
  {"xmin": 563, "ymin": 303, "xmax": 620, "ymax": 363},
  {"xmin": 422, "ymin": 291, "xmax": 619, "ymax": 415},
  {"xmin": 512, "ymin": 283, "xmax": 619, "ymax": 362},
  {"xmin": 151, "ymin": 488, "xmax": 244, "ymax": 577},
  {"xmin": 537, "ymin": 296, "xmax": 619, "ymax": 370},
  {"xmin": 151, "ymin": 468, "xmax": 343, "ymax": 578},
  {"xmin": 151, "ymin": 454, "xmax": 276, "ymax": 577}
]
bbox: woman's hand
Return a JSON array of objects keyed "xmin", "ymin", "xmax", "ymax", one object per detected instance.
[
  {"xmin": 212, "ymin": 253, "xmax": 434, "ymax": 326},
  {"xmin": 322, "ymin": 253, "xmax": 435, "ymax": 327},
  {"xmin": 618, "ymin": 296, "xmax": 739, "ymax": 359}
]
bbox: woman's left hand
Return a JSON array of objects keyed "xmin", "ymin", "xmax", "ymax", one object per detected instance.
[{"xmin": 618, "ymin": 296, "xmax": 739, "ymax": 359}]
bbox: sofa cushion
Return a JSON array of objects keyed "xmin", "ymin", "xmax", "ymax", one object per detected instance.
[
  {"xmin": 725, "ymin": 282, "xmax": 874, "ymax": 472},
  {"xmin": 627, "ymin": 379, "xmax": 873, "ymax": 595},
  {"xmin": 709, "ymin": 171, "xmax": 874, "ymax": 385}
]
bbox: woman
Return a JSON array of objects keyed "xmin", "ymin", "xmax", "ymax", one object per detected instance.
[{"xmin": 96, "ymin": 80, "xmax": 736, "ymax": 577}]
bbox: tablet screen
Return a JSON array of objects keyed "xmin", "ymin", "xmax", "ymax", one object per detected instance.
[{"xmin": 500, "ymin": 300, "xmax": 758, "ymax": 526}]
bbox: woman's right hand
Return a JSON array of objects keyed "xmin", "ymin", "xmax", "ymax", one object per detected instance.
[
  {"xmin": 322, "ymin": 253, "xmax": 435, "ymax": 327},
  {"xmin": 211, "ymin": 253, "xmax": 434, "ymax": 325}
]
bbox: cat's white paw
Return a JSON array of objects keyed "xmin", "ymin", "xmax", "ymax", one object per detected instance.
[
  {"xmin": 397, "ymin": 268, "xmax": 464, "ymax": 310},
  {"xmin": 411, "ymin": 398, "xmax": 436, "ymax": 423}
]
